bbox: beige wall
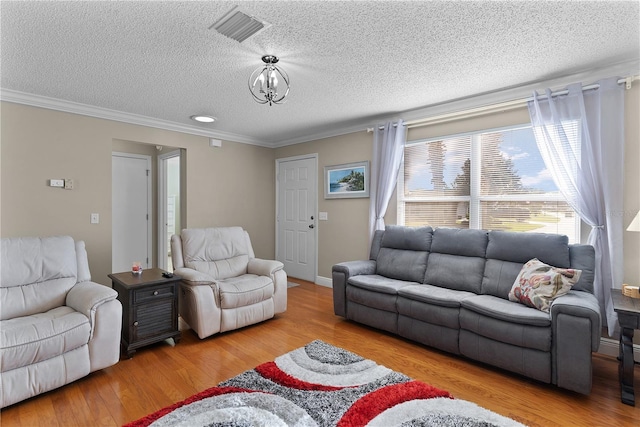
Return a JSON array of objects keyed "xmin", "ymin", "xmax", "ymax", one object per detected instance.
[
  {"xmin": 1, "ymin": 103, "xmax": 276, "ymax": 286},
  {"xmin": 274, "ymin": 132, "xmax": 373, "ymax": 278},
  {"xmin": 2, "ymin": 84, "xmax": 638, "ymax": 287},
  {"xmin": 623, "ymin": 84, "xmax": 640, "ymax": 287}
]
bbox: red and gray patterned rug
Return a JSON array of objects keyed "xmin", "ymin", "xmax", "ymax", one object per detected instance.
[{"xmin": 125, "ymin": 340, "xmax": 524, "ymax": 426}]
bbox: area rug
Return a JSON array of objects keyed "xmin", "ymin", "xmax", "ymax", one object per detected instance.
[
  {"xmin": 287, "ymin": 281, "xmax": 299, "ymax": 288},
  {"xmin": 124, "ymin": 340, "xmax": 524, "ymax": 427}
]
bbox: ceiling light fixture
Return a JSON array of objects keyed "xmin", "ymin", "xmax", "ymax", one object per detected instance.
[
  {"xmin": 190, "ymin": 115, "xmax": 216, "ymax": 123},
  {"xmin": 249, "ymin": 55, "xmax": 290, "ymax": 106}
]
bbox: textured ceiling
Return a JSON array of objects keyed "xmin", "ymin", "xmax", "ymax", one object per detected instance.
[{"xmin": 1, "ymin": 1, "xmax": 639, "ymax": 147}]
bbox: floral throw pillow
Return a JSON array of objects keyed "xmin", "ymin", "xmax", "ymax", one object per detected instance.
[{"xmin": 508, "ymin": 258, "xmax": 582, "ymax": 312}]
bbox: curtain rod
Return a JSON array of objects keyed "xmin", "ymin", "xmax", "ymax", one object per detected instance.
[
  {"xmin": 367, "ymin": 75, "xmax": 638, "ymax": 132},
  {"xmin": 525, "ymin": 75, "xmax": 637, "ymax": 102}
]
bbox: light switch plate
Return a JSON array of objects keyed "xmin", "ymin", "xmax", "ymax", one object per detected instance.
[
  {"xmin": 90, "ymin": 213, "xmax": 99, "ymax": 224},
  {"xmin": 319, "ymin": 212, "xmax": 328, "ymax": 221}
]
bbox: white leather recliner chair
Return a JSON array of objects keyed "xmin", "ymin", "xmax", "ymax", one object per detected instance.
[
  {"xmin": 0, "ymin": 236, "xmax": 122, "ymax": 408},
  {"xmin": 171, "ymin": 227, "xmax": 287, "ymax": 339}
]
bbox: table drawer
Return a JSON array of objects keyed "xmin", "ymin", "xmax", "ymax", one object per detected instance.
[{"xmin": 133, "ymin": 283, "xmax": 175, "ymax": 303}]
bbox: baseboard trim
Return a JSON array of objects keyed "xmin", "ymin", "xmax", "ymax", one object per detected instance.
[
  {"xmin": 315, "ymin": 276, "xmax": 332, "ymax": 288},
  {"xmin": 598, "ymin": 337, "xmax": 640, "ymax": 362}
]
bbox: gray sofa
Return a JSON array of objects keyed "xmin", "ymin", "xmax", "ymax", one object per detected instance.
[{"xmin": 332, "ymin": 225, "xmax": 600, "ymax": 394}]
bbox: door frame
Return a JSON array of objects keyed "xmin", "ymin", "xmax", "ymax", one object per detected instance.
[
  {"xmin": 157, "ymin": 149, "xmax": 181, "ymax": 271},
  {"xmin": 275, "ymin": 153, "xmax": 319, "ymax": 283},
  {"xmin": 112, "ymin": 152, "xmax": 152, "ymax": 270}
]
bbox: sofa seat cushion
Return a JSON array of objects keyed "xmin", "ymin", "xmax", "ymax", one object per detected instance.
[
  {"xmin": 460, "ymin": 306, "xmax": 552, "ymax": 352},
  {"xmin": 461, "ymin": 295, "xmax": 550, "ymax": 327},
  {"xmin": 348, "ymin": 275, "xmax": 417, "ymax": 295},
  {"xmin": 1, "ymin": 306, "xmax": 90, "ymax": 372},
  {"xmin": 218, "ymin": 275, "xmax": 274, "ymax": 309},
  {"xmin": 398, "ymin": 284, "xmax": 475, "ymax": 308}
]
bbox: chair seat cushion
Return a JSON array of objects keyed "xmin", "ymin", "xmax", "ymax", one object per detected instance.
[
  {"xmin": 218, "ymin": 274, "xmax": 274, "ymax": 309},
  {"xmin": 0, "ymin": 306, "xmax": 90, "ymax": 372}
]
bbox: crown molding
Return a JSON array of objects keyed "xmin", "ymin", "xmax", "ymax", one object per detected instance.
[
  {"xmin": 273, "ymin": 59, "xmax": 640, "ymax": 147},
  {"xmin": 0, "ymin": 89, "xmax": 272, "ymax": 147},
  {"xmin": 3, "ymin": 59, "xmax": 638, "ymax": 149}
]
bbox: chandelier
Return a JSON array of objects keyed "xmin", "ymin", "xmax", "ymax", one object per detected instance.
[{"xmin": 248, "ymin": 55, "xmax": 290, "ymax": 106}]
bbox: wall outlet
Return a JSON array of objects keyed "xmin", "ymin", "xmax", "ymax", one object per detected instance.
[
  {"xmin": 64, "ymin": 179, "xmax": 74, "ymax": 190},
  {"xmin": 49, "ymin": 179, "xmax": 64, "ymax": 187},
  {"xmin": 90, "ymin": 213, "xmax": 99, "ymax": 224}
]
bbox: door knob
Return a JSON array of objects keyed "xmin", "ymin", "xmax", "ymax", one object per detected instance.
[{"xmin": 309, "ymin": 224, "xmax": 314, "ymax": 229}]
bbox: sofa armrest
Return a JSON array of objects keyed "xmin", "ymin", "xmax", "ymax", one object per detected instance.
[
  {"xmin": 173, "ymin": 267, "xmax": 216, "ymax": 285},
  {"xmin": 248, "ymin": 258, "xmax": 284, "ymax": 277},
  {"xmin": 67, "ymin": 281, "xmax": 120, "ymax": 346},
  {"xmin": 66, "ymin": 281, "xmax": 118, "ymax": 320},
  {"xmin": 248, "ymin": 258, "xmax": 287, "ymax": 314},
  {"xmin": 550, "ymin": 290, "xmax": 601, "ymax": 394},
  {"xmin": 332, "ymin": 260, "xmax": 377, "ymax": 317},
  {"xmin": 551, "ymin": 290, "xmax": 601, "ymax": 351}
]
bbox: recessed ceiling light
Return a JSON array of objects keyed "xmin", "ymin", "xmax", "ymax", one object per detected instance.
[{"xmin": 190, "ymin": 115, "xmax": 216, "ymax": 123}]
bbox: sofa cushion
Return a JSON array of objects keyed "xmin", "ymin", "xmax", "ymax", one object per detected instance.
[
  {"xmin": 376, "ymin": 248, "xmax": 428, "ymax": 283},
  {"xmin": 218, "ymin": 275, "xmax": 274, "ymax": 309},
  {"xmin": 381, "ymin": 225, "xmax": 433, "ymax": 251},
  {"xmin": 0, "ymin": 306, "xmax": 90, "ymax": 372},
  {"xmin": 486, "ymin": 230, "xmax": 570, "ymax": 267},
  {"xmin": 1, "ymin": 236, "xmax": 78, "ymax": 320},
  {"xmin": 397, "ymin": 284, "xmax": 475, "ymax": 308},
  {"xmin": 430, "ymin": 228, "xmax": 488, "ymax": 257},
  {"xmin": 460, "ymin": 295, "xmax": 551, "ymax": 327},
  {"xmin": 508, "ymin": 258, "xmax": 582, "ymax": 312},
  {"xmin": 481, "ymin": 259, "xmax": 524, "ymax": 299},
  {"xmin": 348, "ymin": 275, "xmax": 416, "ymax": 295},
  {"xmin": 424, "ymin": 253, "xmax": 485, "ymax": 294},
  {"xmin": 375, "ymin": 225, "xmax": 432, "ymax": 282}
]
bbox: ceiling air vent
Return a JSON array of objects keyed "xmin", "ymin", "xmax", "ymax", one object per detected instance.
[{"xmin": 210, "ymin": 6, "xmax": 271, "ymax": 43}]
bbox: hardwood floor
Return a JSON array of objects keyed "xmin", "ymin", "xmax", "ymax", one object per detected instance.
[{"xmin": 2, "ymin": 279, "xmax": 639, "ymax": 426}]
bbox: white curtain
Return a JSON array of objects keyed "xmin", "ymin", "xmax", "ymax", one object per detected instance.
[
  {"xmin": 369, "ymin": 120, "xmax": 407, "ymax": 244},
  {"xmin": 527, "ymin": 77, "xmax": 625, "ymax": 335}
]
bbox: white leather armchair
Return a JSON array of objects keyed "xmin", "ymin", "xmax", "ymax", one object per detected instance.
[
  {"xmin": 0, "ymin": 236, "xmax": 122, "ymax": 408},
  {"xmin": 171, "ymin": 227, "xmax": 287, "ymax": 339}
]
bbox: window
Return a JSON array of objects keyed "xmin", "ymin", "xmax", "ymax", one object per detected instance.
[{"xmin": 398, "ymin": 125, "xmax": 579, "ymax": 243}]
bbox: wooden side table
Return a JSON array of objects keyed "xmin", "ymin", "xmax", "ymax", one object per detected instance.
[
  {"xmin": 109, "ymin": 268, "xmax": 182, "ymax": 359},
  {"xmin": 612, "ymin": 288, "xmax": 640, "ymax": 406}
]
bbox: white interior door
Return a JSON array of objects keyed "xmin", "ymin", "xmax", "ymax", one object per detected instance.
[
  {"xmin": 276, "ymin": 155, "xmax": 317, "ymax": 282},
  {"xmin": 112, "ymin": 152, "xmax": 152, "ymax": 273}
]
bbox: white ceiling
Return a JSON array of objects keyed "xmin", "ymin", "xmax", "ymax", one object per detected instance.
[{"xmin": 1, "ymin": 1, "xmax": 639, "ymax": 147}]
